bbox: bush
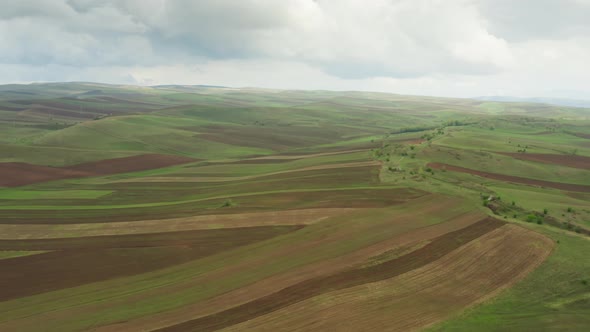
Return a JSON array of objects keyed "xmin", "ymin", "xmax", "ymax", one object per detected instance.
[{"xmin": 543, "ymin": 208, "xmax": 548, "ymax": 215}]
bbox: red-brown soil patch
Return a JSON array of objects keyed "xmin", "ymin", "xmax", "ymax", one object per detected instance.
[
  {"xmin": 497, "ymin": 152, "xmax": 590, "ymax": 169},
  {"xmin": 0, "ymin": 154, "xmax": 196, "ymax": 187},
  {"xmin": 0, "ymin": 225, "xmax": 301, "ymax": 301},
  {"xmin": 156, "ymin": 218, "xmax": 505, "ymax": 332},
  {"xmin": 428, "ymin": 162, "xmax": 590, "ymax": 193},
  {"xmin": 0, "ymin": 163, "xmax": 91, "ymax": 187}
]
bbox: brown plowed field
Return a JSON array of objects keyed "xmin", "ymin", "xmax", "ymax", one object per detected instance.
[
  {"xmin": 156, "ymin": 218, "xmax": 505, "ymax": 332},
  {"xmin": 94, "ymin": 209, "xmax": 487, "ymax": 332},
  {"xmin": 221, "ymin": 224, "xmax": 553, "ymax": 332},
  {"xmin": 0, "ymin": 208, "xmax": 353, "ymax": 239},
  {"xmin": 0, "ymin": 154, "xmax": 196, "ymax": 187},
  {"xmin": 0, "ymin": 163, "xmax": 91, "ymax": 187},
  {"xmin": 0, "ymin": 225, "xmax": 301, "ymax": 301},
  {"xmin": 428, "ymin": 162, "xmax": 590, "ymax": 192},
  {"xmin": 497, "ymin": 152, "xmax": 590, "ymax": 169}
]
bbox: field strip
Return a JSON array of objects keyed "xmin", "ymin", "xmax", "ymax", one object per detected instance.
[
  {"xmin": 0, "ymin": 195, "xmax": 468, "ymax": 331},
  {"xmin": 217, "ymin": 224, "xmax": 554, "ymax": 332},
  {"xmin": 154, "ymin": 218, "xmax": 506, "ymax": 331},
  {"xmin": 0, "ymin": 208, "xmax": 354, "ymax": 239},
  {"xmin": 92, "ymin": 210, "xmax": 487, "ymax": 332},
  {"xmin": 113, "ymin": 161, "xmax": 381, "ymax": 183},
  {"xmin": 244, "ymin": 149, "xmax": 370, "ymax": 161},
  {"xmin": 428, "ymin": 162, "xmax": 590, "ymax": 192},
  {"xmin": 495, "ymin": 152, "xmax": 590, "ymax": 169},
  {"xmin": 0, "ymin": 186, "xmax": 407, "ymax": 210},
  {"xmin": 0, "ymin": 226, "xmax": 302, "ymax": 302},
  {"xmin": 0, "ymin": 154, "xmax": 196, "ymax": 188}
]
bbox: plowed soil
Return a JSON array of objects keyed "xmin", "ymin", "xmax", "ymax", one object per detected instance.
[
  {"xmin": 428, "ymin": 162, "xmax": 590, "ymax": 192},
  {"xmin": 0, "ymin": 163, "xmax": 90, "ymax": 187},
  {"xmin": 0, "ymin": 208, "xmax": 353, "ymax": 239},
  {"xmin": 94, "ymin": 209, "xmax": 487, "ymax": 332},
  {"xmin": 0, "ymin": 154, "xmax": 195, "ymax": 187},
  {"xmin": 220, "ymin": 224, "xmax": 553, "ymax": 332},
  {"xmin": 0, "ymin": 225, "xmax": 301, "ymax": 301},
  {"xmin": 497, "ymin": 152, "xmax": 590, "ymax": 169},
  {"xmin": 156, "ymin": 218, "xmax": 505, "ymax": 332}
]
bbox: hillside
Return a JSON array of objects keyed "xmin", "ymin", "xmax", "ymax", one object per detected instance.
[{"xmin": 0, "ymin": 83, "xmax": 589, "ymax": 331}]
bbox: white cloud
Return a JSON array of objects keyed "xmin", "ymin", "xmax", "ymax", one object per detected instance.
[{"xmin": 0, "ymin": 0, "xmax": 589, "ymax": 98}]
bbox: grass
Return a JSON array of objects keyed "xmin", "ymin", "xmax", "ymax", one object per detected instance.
[
  {"xmin": 0, "ymin": 251, "xmax": 48, "ymax": 260},
  {"xmin": 429, "ymin": 226, "xmax": 590, "ymax": 331},
  {"xmin": 0, "ymin": 189, "xmax": 113, "ymax": 200}
]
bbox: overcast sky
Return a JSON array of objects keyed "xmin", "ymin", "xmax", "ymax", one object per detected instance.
[{"xmin": 1, "ymin": 0, "xmax": 589, "ymax": 98}]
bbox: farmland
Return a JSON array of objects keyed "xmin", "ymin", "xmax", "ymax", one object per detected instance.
[{"xmin": 0, "ymin": 83, "xmax": 589, "ymax": 331}]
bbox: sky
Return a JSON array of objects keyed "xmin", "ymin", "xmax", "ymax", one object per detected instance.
[{"xmin": 1, "ymin": 0, "xmax": 589, "ymax": 98}]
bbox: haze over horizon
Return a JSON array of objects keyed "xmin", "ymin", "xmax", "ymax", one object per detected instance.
[{"xmin": 2, "ymin": 0, "xmax": 589, "ymax": 99}]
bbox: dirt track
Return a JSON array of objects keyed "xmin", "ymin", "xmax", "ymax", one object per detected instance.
[
  {"xmin": 428, "ymin": 162, "xmax": 590, "ymax": 192},
  {"xmin": 497, "ymin": 152, "xmax": 590, "ymax": 169},
  {"xmin": 0, "ymin": 154, "xmax": 196, "ymax": 187}
]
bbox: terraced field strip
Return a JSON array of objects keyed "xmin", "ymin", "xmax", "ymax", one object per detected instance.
[
  {"xmin": 0, "ymin": 194, "xmax": 468, "ymax": 331},
  {"xmin": 220, "ymin": 224, "xmax": 553, "ymax": 332},
  {"xmin": 115, "ymin": 161, "xmax": 381, "ymax": 183},
  {"xmin": 156, "ymin": 218, "xmax": 505, "ymax": 331},
  {"xmin": 496, "ymin": 152, "xmax": 590, "ymax": 169},
  {"xmin": 0, "ymin": 154, "xmax": 196, "ymax": 187},
  {"xmin": 0, "ymin": 186, "xmax": 420, "ymax": 214},
  {"xmin": 0, "ymin": 208, "xmax": 353, "ymax": 239},
  {"xmin": 428, "ymin": 162, "xmax": 590, "ymax": 192},
  {"xmin": 0, "ymin": 226, "xmax": 301, "ymax": 301},
  {"xmin": 95, "ymin": 209, "xmax": 487, "ymax": 332},
  {"xmin": 245, "ymin": 149, "xmax": 370, "ymax": 161}
]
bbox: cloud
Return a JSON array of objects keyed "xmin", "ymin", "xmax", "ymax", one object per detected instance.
[
  {"xmin": 0, "ymin": 0, "xmax": 514, "ymax": 76},
  {"xmin": 477, "ymin": 0, "xmax": 590, "ymax": 42},
  {"xmin": 0, "ymin": 0, "xmax": 588, "ymax": 98}
]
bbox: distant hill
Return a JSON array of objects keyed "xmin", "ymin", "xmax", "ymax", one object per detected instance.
[{"xmin": 477, "ymin": 96, "xmax": 590, "ymax": 108}]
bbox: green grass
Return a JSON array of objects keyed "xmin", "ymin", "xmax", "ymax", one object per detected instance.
[
  {"xmin": 429, "ymin": 226, "xmax": 590, "ymax": 331},
  {"xmin": 0, "ymin": 189, "xmax": 113, "ymax": 200},
  {"xmin": 0, "ymin": 251, "xmax": 48, "ymax": 260}
]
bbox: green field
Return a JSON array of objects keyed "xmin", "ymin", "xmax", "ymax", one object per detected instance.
[{"xmin": 0, "ymin": 83, "xmax": 588, "ymax": 331}]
